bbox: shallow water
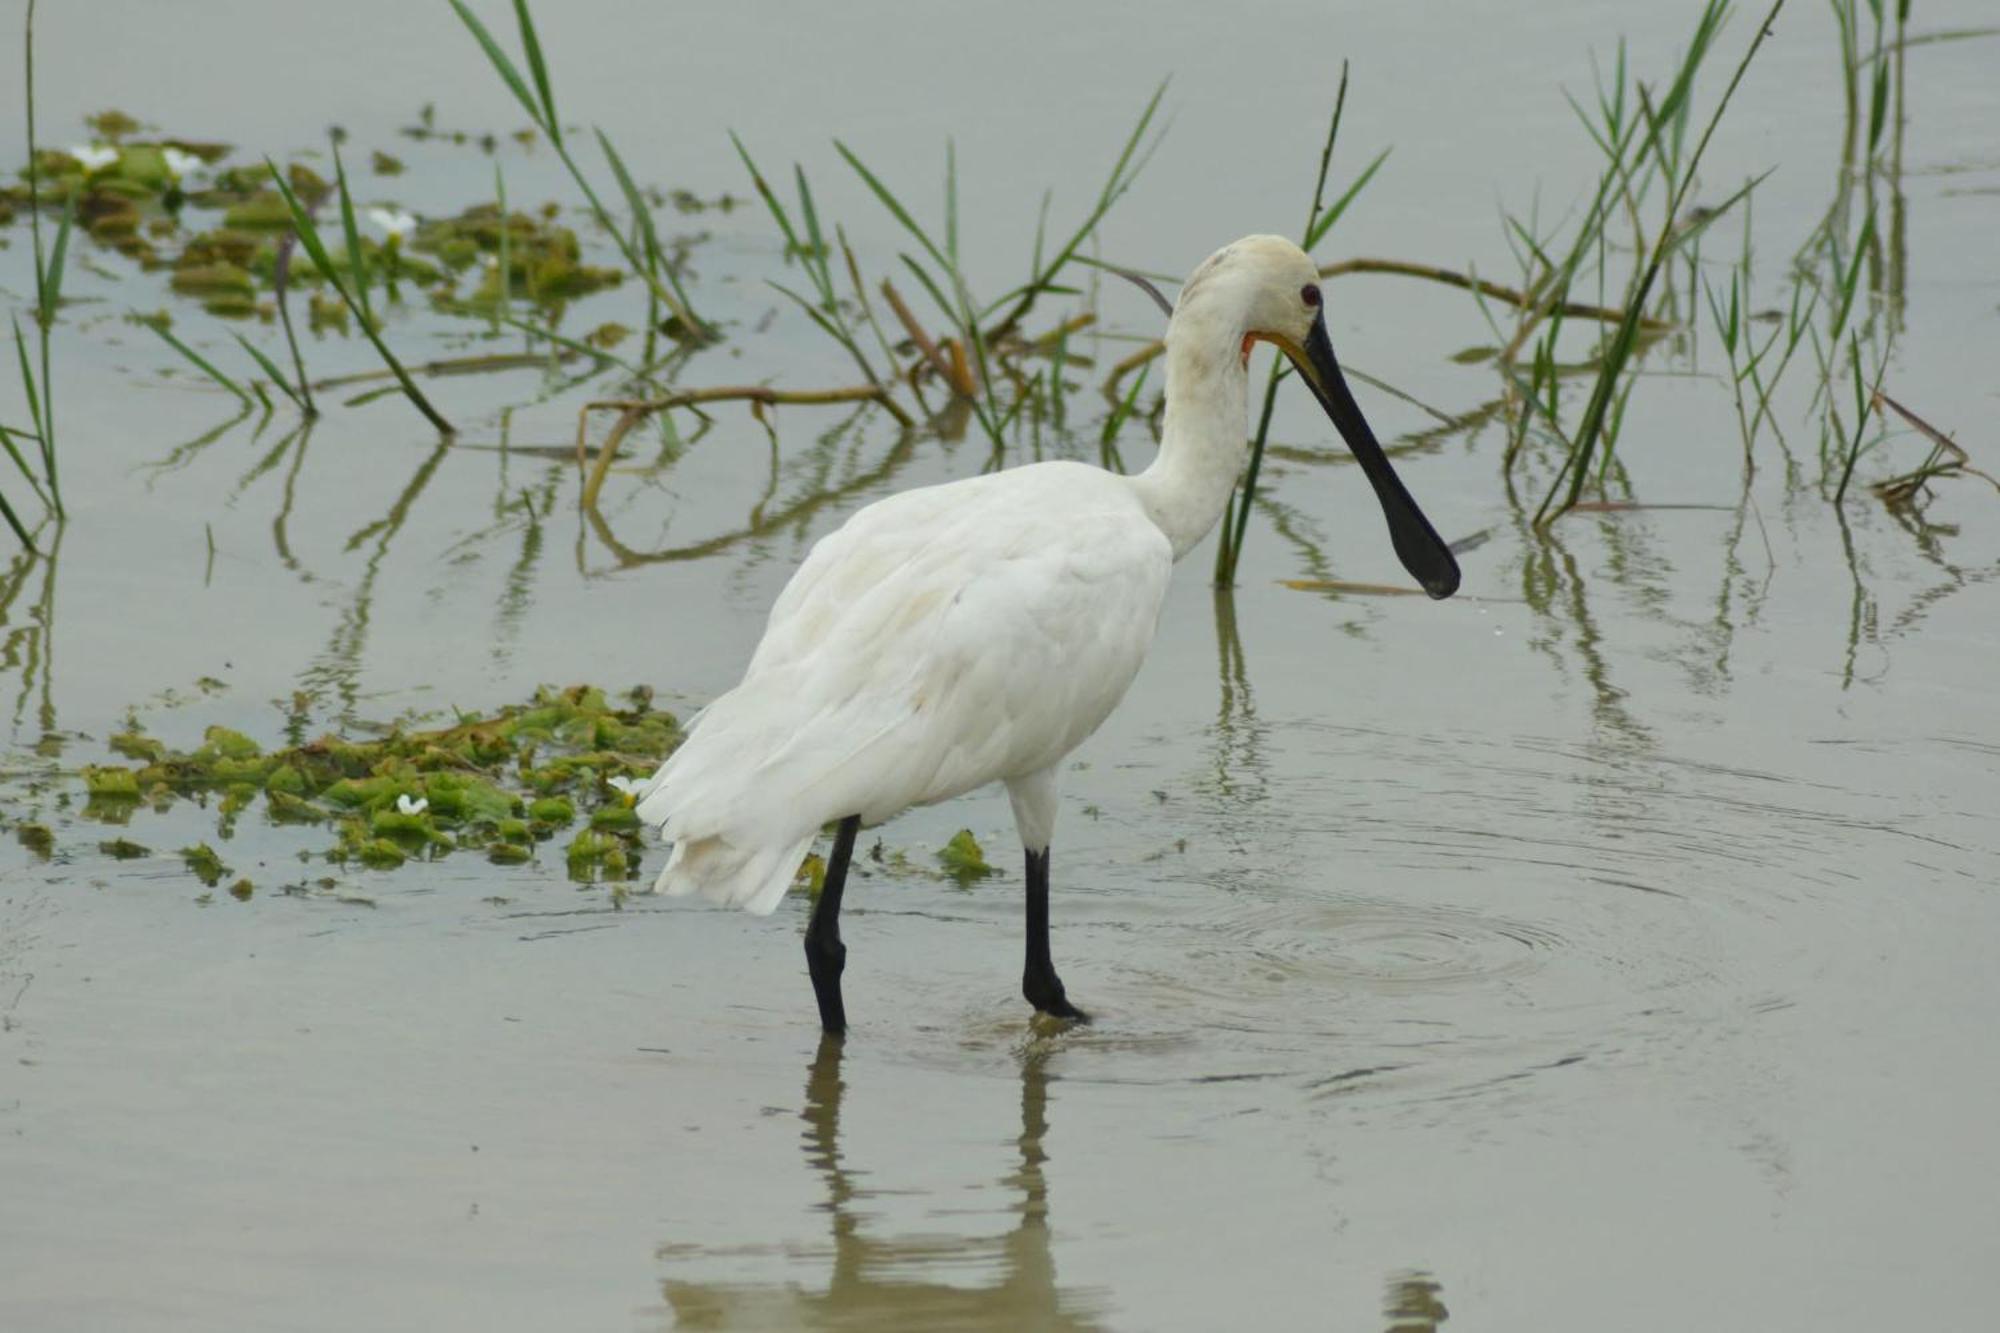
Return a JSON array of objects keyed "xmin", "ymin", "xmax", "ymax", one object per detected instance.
[{"xmin": 4, "ymin": 2, "xmax": 2000, "ymax": 1329}]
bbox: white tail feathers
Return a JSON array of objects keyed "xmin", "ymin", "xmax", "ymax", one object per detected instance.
[
  {"xmin": 649, "ymin": 828, "xmax": 816, "ymax": 916},
  {"xmin": 634, "ymin": 702, "xmax": 828, "ymax": 916},
  {"xmin": 632, "ymin": 670, "xmax": 890, "ymax": 916}
]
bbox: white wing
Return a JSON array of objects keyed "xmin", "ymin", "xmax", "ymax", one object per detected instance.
[{"xmin": 637, "ymin": 460, "xmax": 1172, "ymax": 913}]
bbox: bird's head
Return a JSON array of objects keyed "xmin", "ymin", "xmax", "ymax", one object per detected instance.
[{"xmin": 1176, "ymin": 235, "xmax": 1461, "ymax": 599}]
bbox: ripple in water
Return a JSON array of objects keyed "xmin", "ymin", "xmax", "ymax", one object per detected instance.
[{"xmin": 1227, "ymin": 900, "xmax": 1565, "ymax": 994}]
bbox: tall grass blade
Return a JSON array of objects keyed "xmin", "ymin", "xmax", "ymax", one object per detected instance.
[
  {"xmin": 1299, "ymin": 62, "xmax": 1352, "ymax": 237},
  {"xmin": 729, "ymin": 133, "xmax": 804, "ymax": 258},
  {"xmin": 1834, "ymin": 332, "xmax": 1870, "ymax": 502},
  {"xmin": 898, "ymin": 256, "xmax": 964, "ymax": 346},
  {"xmin": 232, "ymin": 333, "xmax": 309, "ymax": 412},
  {"xmin": 510, "ymin": 0, "xmax": 560, "ymax": 132},
  {"xmin": 0, "ymin": 418, "xmax": 49, "ymax": 510},
  {"xmin": 39, "ymin": 192, "xmax": 75, "ymax": 326},
  {"xmin": 331, "ymin": 140, "xmax": 372, "ymax": 325},
  {"xmin": 267, "ymin": 159, "xmax": 455, "ymax": 435},
  {"xmin": 1538, "ymin": 0, "xmax": 1788, "ymax": 525},
  {"xmin": 839, "ymin": 227, "xmax": 911, "ymax": 409},
  {"xmin": 267, "ymin": 164, "xmax": 343, "ymax": 303},
  {"xmin": 32, "ymin": 191, "xmax": 75, "ymax": 512},
  {"xmin": 447, "ymin": 0, "xmax": 547, "ymax": 132},
  {"xmin": 272, "ymin": 233, "xmax": 317, "ymax": 417},
  {"xmin": 11, "ymin": 317, "xmax": 44, "ymax": 447},
  {"xmin": 23, "ymin": 0, "xmax": 47, "ymax": 320},
  {"xmin": 794, "ymin": 166, "xmax": 831, "ymax": 303},
  {"xmin": 835, "ymin": 141, "xmax": 953, "ymax": 274},
  {"xmin": 1827, "ymin": 209, "xmax": 1875, "ymax": 344},
  {"xmin": 20, "ymin": 0, "xmax": 61, "ymax": 519},
  {"xmin": 452, "ymin": 0, "xmax": 707, "ymax": 334},
  {"xmin": 1101, "ymin": 362, "xmax": 1150, "ymax": 453},
  {"xmin": 0, "ymin": 481, "xmax": 35, "ymax": 552},
  {"xmin": 597, "ymin": 128, "xmax": 659, "ymax": 271},
  {"xmin": 140, "ymin": 317, "xmax": 251, "ymax": 404},
  {"xmin": 594, "ymin": 128, "xmax": 703, "ymax": 329},
  {"xmin": 986, "ymin": 79, "xmax": 1168, "ymax": 341},
  {"xmin": 1304, "ymin": 147, "xmax": 1391, "ymax": 251},
  {"xmin": 1221, "ymin": 72, "xmax": 1384, "ymax": 584},
  {"xmin": 945, "ymin": 138, "xmax": 960, "ymax": 267}
]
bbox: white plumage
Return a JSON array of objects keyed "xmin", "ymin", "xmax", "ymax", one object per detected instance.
[
  {"xmin": 635, "ymin": 462, "xmax": 1170, "ymax": 914},
  {"xmin": 629, "ymin": 234, "xmax": 1459, "ymax": 1032}
]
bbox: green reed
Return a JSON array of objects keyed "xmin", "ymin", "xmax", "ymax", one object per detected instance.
[
  {"xmin": 731, "ymin": 132, "xmax": 902, "ymax": 415},
  {"xmin": 723, "ymin": 83, "xmax": 1163, "ymax": 450},
  {"xmin": 232, "ymin": 332, "xmax": 312, "ymax": 415},
  {"xmin": 267, "ymin": 153, "xmax": 455, "ymax": 435},
  {"xmin": 1501, "ymin": 0, "xmax": 1785, "ymax": 526},
  {"xmin": 2, "ymin": 0, "xmax": 74, "ymax": 549},
  {"xmin": 136, "ymin": 315, "xmax": 251, "ymax": 408},
  {"xmin": 268, "ymin": 228, "xmax": 318, "ymax": 418},
  {"xmin": 449, "ymin": 0, "xmax": 706, "ymax": 337},
  {"xmin": 1214, "ymin": 61, "xmax": 1393, "ymax": 587}
]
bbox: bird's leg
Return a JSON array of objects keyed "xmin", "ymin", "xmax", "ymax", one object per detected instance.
[
  {"xmin": 805, "ymin": 815, "xmax": 862, "ymax": 1036},
  {"xmin": 1022, "ymin": 846, "xmax": 1090, "ymax": 1023}
]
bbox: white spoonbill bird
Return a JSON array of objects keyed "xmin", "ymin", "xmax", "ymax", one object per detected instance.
[{"xmin": 633, "ymin": 234, "xmax": 1459, "ymax": 1035}]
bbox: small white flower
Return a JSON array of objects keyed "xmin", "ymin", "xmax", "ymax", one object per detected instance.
[
  {"xmin": 395, "ymin": 794, "xmax": 429, "ymax": 816},
  {"xmin": 368, "ymin": 207, "xmax": 418, "ymax": 240},
  {"xmin": 69, "ymin": 144, "xmax": 119, "ymax": 173},
  {"xmin": 606, "ymin": 775, "xmax": 647, "ymax": 798},
  {"xmin": 161, "ymin": 147, "xmax": 203, "ymax": 180}
]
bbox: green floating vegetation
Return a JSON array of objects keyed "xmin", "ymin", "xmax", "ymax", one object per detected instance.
[
  {"xmin": 99, "ymin": 837, "xmax": 150, "ymax": 859},
  {"xmin": 180, "ymin": 842, "xmax": 228, "ymax": 887},
  {"xmin": 938, "ymin": 828, "xmax": 995, "ymax": 884},
  {"xmin": 565, "ymin": 827, "xmax": 629, "ymax": 882},
  {"xmin": 108, "ymin": 731, "xmax": 166, "ymax": 763},
  {"xmin": 77, "ymin": 684, "xmax": 675, "ymax": 887},
  {"xmin": 3, "ymin": 124, "xmax": 614, "ymax": 325},
  {"xmin": 528, "ymin": 796, "xmax": 574, "ymax": 826},
  {"xmin": 416, "ymin": 202, "xmax": 624, "ymax": 313},
  {"xmin": 17, "ymin": 822, "xmax": 54, "ymax": 859},
  {"xmin": 83, "ymin": 765, "xmax": 142, "ymax": 799}
]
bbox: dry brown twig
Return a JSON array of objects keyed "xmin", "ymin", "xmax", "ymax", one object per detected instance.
[
  {"xmin": 1098, "ymin": 255, "xmax": 1675, "ymax": 401},
  {"xmin": 573, "ymin": 384, "xmax": 901, "ymax": 510},
  {"xmin": 1870, "ymin": 390, "xmax": 2000, "ymax": 507},
  {"xmin": 1320, "ymin": 257, "xmax": 1672, "ymax": 331},
  {"xmin": 879, "ymin": 280, "xmax": 965, "ymax": 397}
]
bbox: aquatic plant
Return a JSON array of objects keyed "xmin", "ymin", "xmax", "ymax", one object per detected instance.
[
  {"xmin": 447, "ymin": 0, "xmax": 706, "ymax": 336},
  {"xmin": 265, "ymin": 148, "xmax": 455, "ymax": 434},
  {"xmin": 1212, "ymin": 62, "xmax": 1389, "ymax": 587},
  {"xmin": 1480, "ymin": 0, "xmax": 1788, "ymax": 524},
  {"xmin": 70, "ymin": 685, "xmax": 679, "ymax": 884},
  {"xmin": 3, "ymin": 0, "xmax": 66, "ymax": 549},
  {"xmin": 824, "ymin": 81, "xmax": 1166, "ymax": 449}
]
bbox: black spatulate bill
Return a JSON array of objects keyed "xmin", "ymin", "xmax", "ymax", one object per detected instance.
[{"xmin": 1286, "ymin": 315, "xmax": 1461, "ymax": 599}]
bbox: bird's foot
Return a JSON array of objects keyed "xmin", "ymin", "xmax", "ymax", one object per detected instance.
[{"xmin": 1024, "ymin": 974, "xmax": 1091, "ymax": 1025}]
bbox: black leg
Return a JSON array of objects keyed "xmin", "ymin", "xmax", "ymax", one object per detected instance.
[
  {"xmin": 1022, "ymin": 846, "xmax": 1089, "ymax": 1023},
  {"xmin": 805, "ymin": 815, "xmax": 861, "ymax": 1036}
]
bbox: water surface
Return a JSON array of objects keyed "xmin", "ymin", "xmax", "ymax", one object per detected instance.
[{"xmin": 3, "ymin": 2, "xmax": 1999, "ymax": 1329}]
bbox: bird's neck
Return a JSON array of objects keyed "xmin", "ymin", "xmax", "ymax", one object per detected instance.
[{"xmin": 1127, "ymin": 322, "xmax": 1251, "ymax": 561}]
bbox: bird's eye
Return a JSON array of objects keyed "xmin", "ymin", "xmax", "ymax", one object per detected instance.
[{"xmin": 1301, "ymin": 284, "xmax": 1321, "ymax": 308}]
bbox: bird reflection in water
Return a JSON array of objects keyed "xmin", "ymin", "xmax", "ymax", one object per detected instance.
[{"xmin": 658, "ymin": 1036, "xmax": 1107, "ymax": 1330}]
